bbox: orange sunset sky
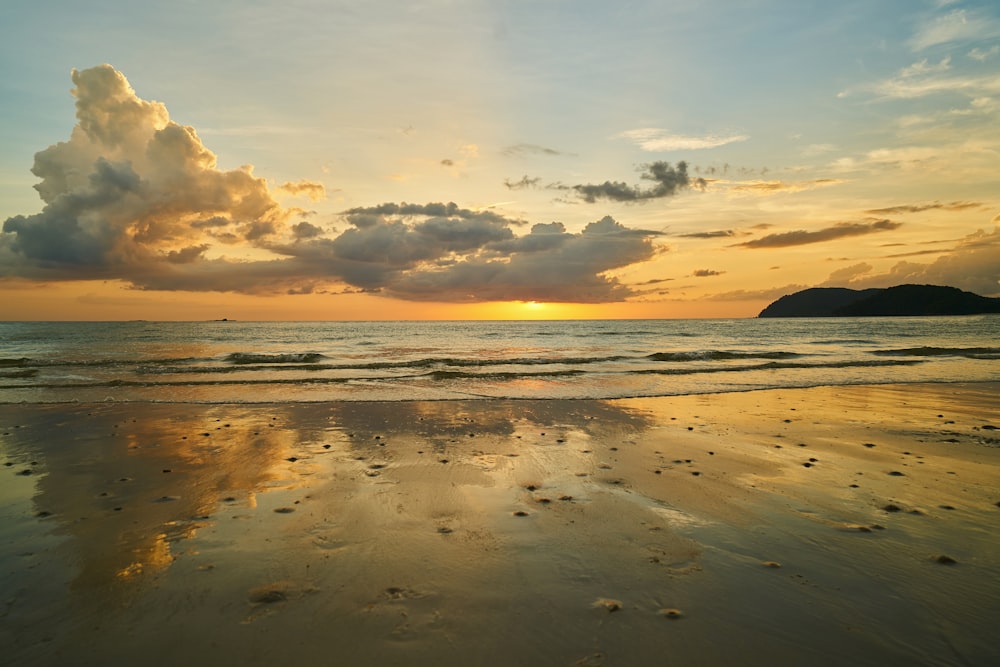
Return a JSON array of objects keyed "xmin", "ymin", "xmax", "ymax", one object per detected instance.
[{"xmin": 1, "ymin": 1, "xmax": 998, "ymax": 320}]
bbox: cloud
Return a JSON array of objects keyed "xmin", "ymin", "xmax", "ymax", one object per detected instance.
[
  {"xmin": 704, "ymin": 284, "xmax": 809, "ymax": 302},
  {"xmin": 276, "ymin": 180, "xmax": 326, "ymax": 201},
  {"xmin": 0, "ymin": 66, "xmax": 667, "ymax": 304},
  {"xmin": 864, "ymin": 201, "xmax": 983, "ymax": 215},
  {"xmin": 502, "ymin": 143, "xmax": 566, "ymax": 157},
  {"xmin": 692, "ymin": 269, "xmax": 724, "ymax": 277},
  {"xmin": 729, "ymin": 179, "xmax": 843, "ymax": 195},
  {"xmin": 292, "ymin": 221, "xmax": 325, "ymax": 240},
  {"xmin": 822, "ymin": 262, "xmax": 874, "ymax": 285},
  {"xmin": 617, "ymin": 128, "xmax": 748, "ymax": 152},
  {"xmin": 873, "ymin": 71, "xmax": 1000, "ymax": 99},
  {"xmin": 503, "ymin": 175, "xmax": 542, "ymax": 190},
  {"xmin": 566, "ymin": 161, "xmax": 706, "ymax": 203},
  {"xmin": 677, "ymin": 230, "xmax": 736, "ymax": 239},
  {"xmin": 374, "ymin": 216, "xmax": 663, "ymax": 303},
  {"xmin": 969, "ymin": 45, "xmax": 1000, "ymax": 61},
  {"xmin": 739, "ymin": 219, "xmax": 902, "ymax": 249},
  {"xmin": 849, "ymin": 53, "xmax": 1000, "ymax": 100},
  {"xmin": 1, "ymin": 65, "xmax": 295, "ymax": 286},
  {"xmin": 909, "ymin": 9, "xmax": 1000, "ymax": 51},
  {"xmin": 820, "ymin": 227, "xmax": 1000, "ymax": 296}
]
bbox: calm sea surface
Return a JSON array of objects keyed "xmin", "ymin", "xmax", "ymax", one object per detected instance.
[{"xmin": 1, "ymin": 318, "xmax": 997, "ymax": 403}]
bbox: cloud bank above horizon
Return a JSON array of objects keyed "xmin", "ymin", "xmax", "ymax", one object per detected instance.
[{"xmin": 0, "ymin": 65, "xmax": 677, "ymax": 303}]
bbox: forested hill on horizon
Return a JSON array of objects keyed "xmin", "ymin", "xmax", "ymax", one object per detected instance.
[{"xmin": 758, "ymin": 285, "xmax": 1000, "ymax": 318}]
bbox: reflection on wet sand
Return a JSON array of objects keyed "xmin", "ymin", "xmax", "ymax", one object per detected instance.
[
  {"xmin": 2, "ymin": 387, "xmax": 999, "ymax": 666},
  {"xmin": 3, "ymin": 400, "xmax": 655, "ymax": 600}
]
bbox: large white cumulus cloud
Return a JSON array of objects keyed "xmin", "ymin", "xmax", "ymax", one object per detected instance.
[
  {"xmin": 1, "ymin": 65, "xmax": 663, "ymax": 303},
  {"xmin": 2, "ymin": 65, "xmax": 288, "ymax": 279}
]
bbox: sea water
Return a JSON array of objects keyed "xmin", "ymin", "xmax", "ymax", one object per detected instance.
[{"xmin": 0, "ymin": 317, "xmax": 997, "ymax": 403}]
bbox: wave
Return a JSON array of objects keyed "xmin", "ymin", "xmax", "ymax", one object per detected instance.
[
  {"xmin": 0, "ymin": 356, "xmax": 206, "ymax": 369},
  {"xmin": 637, "ymin": 359, "xmax": 923, "ymax": 376},
  {"xmin": 426, "ymin": 369, "xmax": 585, "ymax": 380},
  {"xmin": 0, "ymin": 369, "xmax": 37, "ymax": 378},
  {"xmin": 355, "ymin": 355, "xmax": 632, "ymax": 370},
  {"xmin": 647, "ymin": 350, "xmax": 800, "ymax": 362},
  {"xmin": 871, "ymin": 347, "xmax": 1000, "ymax": 358},
  {"xmin": 2, "ymin": 358, "xmax": 926, "ymax": 391},
  {"xmin": 131, "ymin": 354, "xmax": 635, "ymax": 376},
  {"xmin": 225, "ymin": 352, "xmax": 328, "ymax": 364}
]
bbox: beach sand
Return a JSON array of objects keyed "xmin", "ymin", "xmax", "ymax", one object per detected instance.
[{"xmin": 2, "ymin": 383, "xmax": 998, "ymax": 666}]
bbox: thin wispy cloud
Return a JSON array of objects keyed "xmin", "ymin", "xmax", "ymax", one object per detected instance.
[
  {"xmin": 277, "ymin": 180, "xmax": 327, "ymax": 201},
  {"xmin": 503, "ymin": 175, "xmax": 542, "ymax": 190},
  {"xmin": 909, "ymin": 9, "xmax": 1000, "ymax": 51},
  {"xmin": 729, "ymin": 179, "xmax": 843, "ymax": 195},
  {"xmin": 617, "ymin": 128, "xmax": 748, "ymax": 152},
  {"xmin": 968, "ymin": 45, "xmax": 1000, "ymax": 61},
  {"xmin": 502, "ymin": 143, "xmax": 568, "ymax": 158},
  {"xmin": 677, "ymin": 230, "xmax": 737, "ymax": 239},
  {"xmin": 864, "ymin": 201, "xmax": 983, "ymax": 215},
  {"xmin": 738, "ymin": 220, "xmax": 902, "ymax": 249}
]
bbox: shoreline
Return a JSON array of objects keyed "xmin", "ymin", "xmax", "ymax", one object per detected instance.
[
  {"xmin": 3, "ymin": 377, "xmax": 998, "ymax": 406},
  {"xmin": 2, "ymin": 383, "xmax": 998, "ymax": 666}
]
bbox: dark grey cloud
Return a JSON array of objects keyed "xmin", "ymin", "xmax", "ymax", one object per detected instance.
[
  {"xmin": 738, "ymin": 219, "xmax": 902, "ymax": 249},
  {"xmin": 864, "ymin": 201, "xmax": 983, "ymax": 215},
  {"xmin": 693, "ymin": 269, "xmax": 725, "ymax": 277},
  {"xmin": 380, "ymin": 216, "xmax": 662, "ymax": 302},
  {"xmin": 677, "ymin": 230, "xmax": 736, "ymax": 239},
  {"xmin": 568, "ymin": 161, "xmax": 706, "ymax": 203},
  {"xmin": 292, "ymin": 221, "xmax": 325, "ymax": 240},
  {"xmin": 341, "ymin": 202, "xmax": 524, "ymax": 229},
  {"xmin": 503, "ymin": 175, "xmax": 542, "ymax": 190},
  {"xmin": 506, "ymin": 162, "xmax": 707, "ymax": 204}
]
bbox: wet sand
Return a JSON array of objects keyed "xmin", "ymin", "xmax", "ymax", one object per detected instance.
[{"xmin": 2, "ymin": 383, "xmax": 998, "ymax": 666}]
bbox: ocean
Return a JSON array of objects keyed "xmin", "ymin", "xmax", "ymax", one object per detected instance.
[{"xmin": 2, "ymin": 317, "xmax": 997, "ymax": 404}]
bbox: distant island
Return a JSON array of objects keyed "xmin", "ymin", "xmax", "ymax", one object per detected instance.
[{"xmin": 758, "ymin": 284, "xmax": 1000, "ymax": 318}]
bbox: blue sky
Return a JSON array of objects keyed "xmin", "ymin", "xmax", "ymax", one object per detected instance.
[{"xmin": 1, "ymin": 0, "xmax": 998, "ymax": 319}]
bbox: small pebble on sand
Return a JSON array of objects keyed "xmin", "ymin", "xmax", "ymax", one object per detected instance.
[
  {"xmin": 659, "ymin": 608, "xmax": 683, "ymax": 619},
  {"xmin": 935, "ymin": 555, "xmax": 957, "ymax": 565},
  {"xmin": 594, "ymin": 598, "xmax": 623, "ymax": 612},
  {"xmin": 762, "ymin": 561, "xmax": 782, "ymax": 568}
]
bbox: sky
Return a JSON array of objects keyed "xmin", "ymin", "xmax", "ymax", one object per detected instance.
[{"xmin": 1, "ymin": 0, "xmax": 998, "ymax": 320}]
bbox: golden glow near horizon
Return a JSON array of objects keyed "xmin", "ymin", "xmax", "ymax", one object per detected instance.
[{"xmin": 0, "ymin": 2, "xmax": 997, "ymax": 320}]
